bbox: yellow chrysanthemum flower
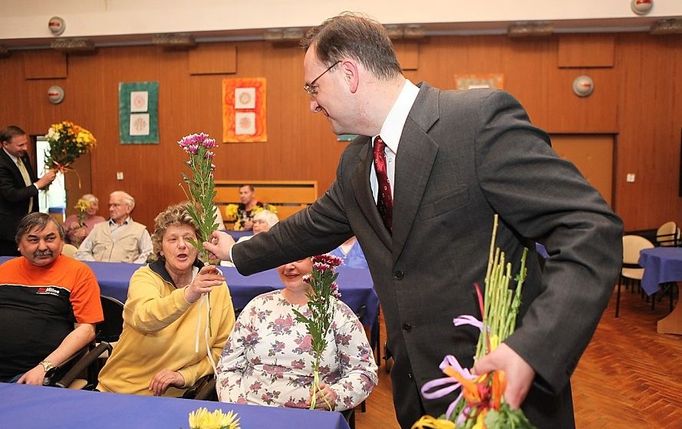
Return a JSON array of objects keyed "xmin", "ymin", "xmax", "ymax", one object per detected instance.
[{"xmin": 188, "ymin": 407, "xmax": 240, "ymax": 429}]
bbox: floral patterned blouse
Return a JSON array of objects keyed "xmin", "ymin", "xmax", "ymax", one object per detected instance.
[{"xmin": 216, "ymin": 290, "xmax": 378, "ymax": 411}]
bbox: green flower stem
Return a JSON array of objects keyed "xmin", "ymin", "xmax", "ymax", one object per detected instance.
[{"xmin": 476, "ymin": 215, "xmax": 528, "ymax": 360}]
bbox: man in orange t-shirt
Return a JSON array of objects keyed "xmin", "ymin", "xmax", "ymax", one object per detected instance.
[{"xmin": 0, "ymin": 213, "xmax": 103, "ymax": 384}]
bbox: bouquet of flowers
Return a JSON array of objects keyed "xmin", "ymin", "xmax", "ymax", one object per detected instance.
[
  {"xmin": 188, "ymin": 407, "xmax": 240, "ymax": 429},
  {"xmin": 226, "ymin": 203, "xmax": 278, "ymax": 231},
  {"xmin": 44, "ymin": 121, "xmax": 96, "ymax": 171},
  {"xmin": 224, "ymin": 204, "xmax": 239, "ymax": 221},
  {"xmin": 74, "ymin": 198, "xmax": 91, "ymax": 226},
  {"xmin": 414, "ymin": 215, "xmax": 535, "ymax": 429},
  {"xmin": 177, "ymin": 132, "xmax": 218, "ymax": 264},
  {"xmin": 291, "ymin": 254, "xmax": 343, "ymax": 410}
]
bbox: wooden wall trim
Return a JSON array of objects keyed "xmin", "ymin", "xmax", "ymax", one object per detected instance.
[{"xmin": 23, "ymin": 50, "xmax": 67, "ymax": 79}]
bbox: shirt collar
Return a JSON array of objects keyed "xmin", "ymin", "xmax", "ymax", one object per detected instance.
[
  {"xmin": 3, "ymin": 148, "xmax": 20, "ymax": 164},
  {"xmin": 109, "ymin": 217, "xmax": 131, "ymax": 226},
  {"xmin": 376, "ymin": 79, "xmax": 420, "ymax": 154}
]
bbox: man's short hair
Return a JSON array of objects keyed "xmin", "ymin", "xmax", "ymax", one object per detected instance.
[
  {"xmin": 0, "ymin": 125, "xmax": 27, "ymax": 145},
  {"xmin": 15, "ymin": 213, "xmax": 65, "ymax": 244},
  {"xmin": 111, "ymin": 191, "xmax": 135, "ymax": 210},
  {"xmin": 238, "ymin": 184, "xmax": 255, "ymax": 192},
  {"xmin": 301, "ymin": 12, "xmax": 402, "ymax": 81}
]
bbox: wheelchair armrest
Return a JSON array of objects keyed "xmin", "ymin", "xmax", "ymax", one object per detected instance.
[{"xmin": 53, "ymin": 342, "xmax": 112, "ymax": 388}]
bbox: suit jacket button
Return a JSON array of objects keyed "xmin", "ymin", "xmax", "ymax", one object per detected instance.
[
  {"xmin": 402, "ymin": 323, "xmax": 412, "ymax": 332},
  {"xmin": 393, "ymin": 270, "xmax": 404, "ymax": 280}
]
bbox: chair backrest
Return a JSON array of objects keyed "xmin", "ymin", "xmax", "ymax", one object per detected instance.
[
  {"xmin": 62, "ymin": 244, "xmax": 78, "ymax": 258},
  {"xmin": 622, "ymin": 235, "xmax": 654, "ymax": 265},
  {"xmin": 97, "ymin": 296, "xmax": 125, "ymax": 343},
  {"xmin": 656, "ymin": 221, "xmax": 679, "ymax": 247}
]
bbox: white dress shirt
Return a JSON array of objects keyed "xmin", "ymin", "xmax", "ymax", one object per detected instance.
[{"xmin": 370, "ymin": 79, "xmax": 420, "ymax": 202}]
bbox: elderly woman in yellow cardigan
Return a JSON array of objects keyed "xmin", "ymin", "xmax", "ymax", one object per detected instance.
[{"xmin": 97, "ymin": 203, "xmax": 235, "ymax": 396}]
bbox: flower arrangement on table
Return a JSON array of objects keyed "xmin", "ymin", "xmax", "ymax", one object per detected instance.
[
  {"xmin": 413, "ymin": 215, "xmax": 535, "ymax": 429},
  {"xmin": 44, "ymin": 121, "xmax": 96, "ymax": 173},
  {"xmin": 188, "ymin": 407, "xmax": 240, "ymax": 429},
  {"xmin": 291, "ymin": 254, "xmax": 343, "ymax": 410},
  {"xmin": 74, "ymin": 197, "xmax": 92, "ymax": 227},
  {"xmin": 177, "ymin": 132, "xmax": 219, "ymax": 265}
]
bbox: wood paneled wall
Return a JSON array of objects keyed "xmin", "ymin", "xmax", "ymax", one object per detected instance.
[{"xmin": 0, "ymin": 33, "xmax": 680, "ymax": 230}]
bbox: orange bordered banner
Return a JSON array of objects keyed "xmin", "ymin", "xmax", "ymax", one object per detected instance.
[{"xmin": 222, "ymin": 77, "xmax": 267, "ymax": 143}]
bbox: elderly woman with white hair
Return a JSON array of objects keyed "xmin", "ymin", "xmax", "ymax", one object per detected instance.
[
  {"xmin": 235, "ymin": 210, "xmax": 279, "ymax": 243},
  {"xmin": 63, "ymin": 193, "xmax": 106, "ymax": 247}
]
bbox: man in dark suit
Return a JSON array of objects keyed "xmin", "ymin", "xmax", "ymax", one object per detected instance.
[
  {"xmin": 0, "ymin": 126, "xmax": 57, "ymax": 256},
  {"xmin": 205, "ymin": 13, "xmax": 623, "ymax": 429}
]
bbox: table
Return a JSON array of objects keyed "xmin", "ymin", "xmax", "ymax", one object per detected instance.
[
  {"xmin": 639, "ymin": 247, "xmax": 682, "ymax": 335},
  {"xmin": 0, "ymin": 383, "xmax": 350, "ymax": 429},
  {"xmin": 225, "ymin": 230, "xmax": 252, "ymax": 241},
  {"xmin": 0, "ymin": 256, "xmax": 379, "ymax": 337}
]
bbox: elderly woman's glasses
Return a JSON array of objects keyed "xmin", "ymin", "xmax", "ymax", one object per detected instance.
[{"xmin": 303, "ymin": 61, "xmax": 341, "ymax": 97}]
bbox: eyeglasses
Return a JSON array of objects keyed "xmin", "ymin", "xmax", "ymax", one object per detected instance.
[{"xmin": 303, "ymin": 61, "xmax": 340, "ymax": 96}]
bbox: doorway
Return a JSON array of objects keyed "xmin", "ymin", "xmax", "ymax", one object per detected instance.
[{"xmin": 551, "ymin": 134, "xmax": 615, "ymax": 208}]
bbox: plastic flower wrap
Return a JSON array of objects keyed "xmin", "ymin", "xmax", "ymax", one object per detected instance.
[
  {"xmin": 74, "ymin": 198, "xmax": 91, "ymax": 226},
  {"xmin": 414, "ymin": 215, "xmax": 535, "ymax": 429},
  {"xmin": 177, "ymin": 132, "xmax": 218, "ymax": 264},
  {"xmin": 291, "ymin": 254, "xmax": 343, "ymax": 409},
  {"xmin": 188, "ymin": 407, "xmax": 240, "ymax": 429},
  {"xmin": 44, "ymin": 121, "xmax": 96, "ymax": 171}
]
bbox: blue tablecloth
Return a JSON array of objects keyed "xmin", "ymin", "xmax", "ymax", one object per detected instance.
[
  {"xmin": 639, "ymin": 247, "xmax": 682, "ymax": 296},
  {"xmin": 0, "ymin": 256, "xmax": 379, "ymax": 337},
  {"xmin": 0, "ymin": 383, "xmax": 350, "ymax": 429}
]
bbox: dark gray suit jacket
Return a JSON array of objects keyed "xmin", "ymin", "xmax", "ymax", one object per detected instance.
[
  {"xmin": 233, "ymin": 84, "xmax": 623, "ymax": 427},
  {"xmin": 0, "ymin": 149, "xmax": 39, "ymax": 241}
]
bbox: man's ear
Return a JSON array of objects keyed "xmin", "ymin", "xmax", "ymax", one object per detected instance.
[{"xmin": 341, "ymin": 59, "xmax": 360, "ymax": 93}]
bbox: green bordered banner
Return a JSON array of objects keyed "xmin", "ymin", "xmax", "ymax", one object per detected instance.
[{"xmin": 118, "ymin": 81, "xmax": 159, "ymax": 144}]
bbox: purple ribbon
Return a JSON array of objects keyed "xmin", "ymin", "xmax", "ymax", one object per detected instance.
[{"xmin": 419, "ymin": 314, "xmax": 483, "ymax": 419}]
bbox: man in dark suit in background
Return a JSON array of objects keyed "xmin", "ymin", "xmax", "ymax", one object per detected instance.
[
  {"xmin": 0, "ymin": 126, "xmax": 57, "ymax": 256},
  {"xmin": 206, "ymin": 13, "xmax": 623, "ymax": 429}
]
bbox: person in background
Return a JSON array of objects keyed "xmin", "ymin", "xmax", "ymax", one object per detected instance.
[
  {"xmin": 63, "ymin": 193, "xmax": 106, "ymax": 247},
  {"xmin": 235, "ymin": 209, "xmax": 279, "ymax": 244},
  {"xmin": 0, "ymin": 125, "xmax": 57, "ymax": 256},
  {"xmin": 328, "ymin": 236, "xmax": 367, "ymax": 269},
  {"xmin": 216, "ymin": 256, "xmax": 377, "ymax": 410},
  {"xmin": 97, "ymin": 203, "xmax": 235, "ymax": 397},
  {"xmin": 0, "ymin": 213, "xmax": 103, "ymax": 384},
  {"xmin": 75, "ymin": 190, "xmax": 152, "ymax": 263},
  {"xmin": 206, "ymin": 13, "xmax": 623, "ymax": 428},
  {"xmin": 234, "ymin": 185, "xmax": 265, "ymax": 231}
]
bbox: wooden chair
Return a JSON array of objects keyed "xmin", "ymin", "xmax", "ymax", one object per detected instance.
[{"xmin": 616, "ymin": 235, "xmax": 654, "ymax": 317}]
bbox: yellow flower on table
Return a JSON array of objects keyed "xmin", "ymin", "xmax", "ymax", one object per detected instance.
[{"xmin": 188, "ymin": 407, "xmax": 240, "ymax": 429}]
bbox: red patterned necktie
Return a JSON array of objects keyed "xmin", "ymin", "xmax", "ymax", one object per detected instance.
[{"xmin": 373, "ymin": 136, "xmax": 393, "ymax": 232}]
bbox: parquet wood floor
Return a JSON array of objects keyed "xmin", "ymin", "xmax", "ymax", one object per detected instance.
[{"xmin": 355, "ymin": 287, "xmax": 682, "ymax": 429}]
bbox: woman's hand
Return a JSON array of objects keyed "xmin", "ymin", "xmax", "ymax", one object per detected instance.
[
  {"xmin": 184, "ymin": 265, "xmax": 225, "ymax": 304},
  {"xmin": 149, "ymin": 369, "xmax": 185, "ymax": 396},
  {"xmin": 17, "ymin": 365, "xmax": 47, "ymax": 386},
  {"xmin": 309, "ymin": 383, "xmax": 338, "ymax": 410}
]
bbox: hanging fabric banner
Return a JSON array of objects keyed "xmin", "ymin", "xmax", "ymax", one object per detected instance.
[
  {"xmin": 222, "ymin": 77, "xmax": 267, "ymax": 143},
  {"xmin": 118, "ymin": 81, "xmax": 159, "ymax": 144}
]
